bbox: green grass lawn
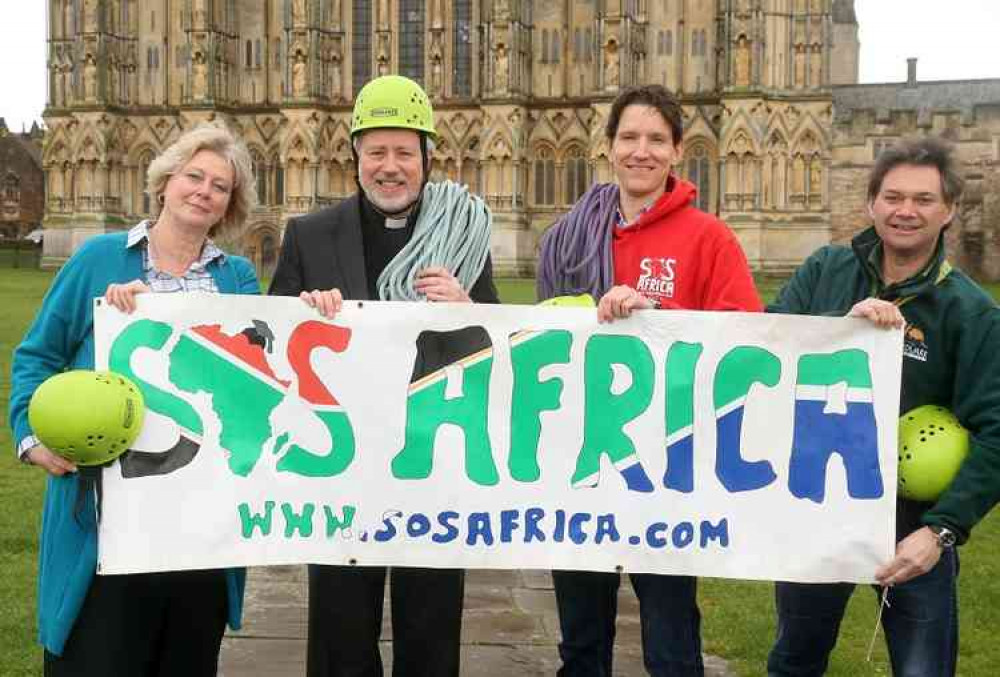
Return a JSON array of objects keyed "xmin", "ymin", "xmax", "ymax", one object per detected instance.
[
  {"xmin": 0, "ymin": 268, "xmax": 54, "ymax": 675},
  {"xmin": 2, "ymin": 269, "xmax": 999, "ymax": 675}
]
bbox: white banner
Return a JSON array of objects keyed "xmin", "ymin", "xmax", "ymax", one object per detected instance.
[{"xmin": 94, "ymin": 294, "xmax": 902, "ymax": 583}]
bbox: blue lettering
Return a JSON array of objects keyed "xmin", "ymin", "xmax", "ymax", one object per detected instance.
[
  {"xmin": 594, "ymin": 514, "xmax": 620, "ymax": 544},
  {"xmin": 524, "ymin": 507, "xmax": 546, "ymax": 543},
  {"xmin": 700, "ymin": 518, "xmax": 729, "ymax": 548},
  {"xmin": 500, "ymin": 509, "xmax": 520, "ymax": 543},
  {"xmin": 646, "ymin": 522, "xmax": 669, "ymax": 548},
  {"xmin": 672, "ymin": 522, "xmax": 695, "ymax": 548},
  {"xmin": 407, "ymin": 513, "xmax": 432, "ymax": 538},
  {"xmin": 553, "ymin": 509, "xmax": 567, "ymax": 542},
  {"xmin": 433, "ymin": 511, "xmax": 460, "ymax": 543},
  {"xmin": 374, "ymin": 510, "xmax": 402, "ymax": 542},
  {"xmin": 569, "ymin": 513, "xmax": 591, "ymax": 544},
  {"xmin": 467, "ymin": 511, "xmax": 495, "ymax": 546}
]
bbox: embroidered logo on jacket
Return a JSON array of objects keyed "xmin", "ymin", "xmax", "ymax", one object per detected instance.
[
  {"xmin": 903, "ymin": 324, "xmax": 928, "ymax": 362},
  {"xmin": 637, "ymin": 257, "xmax": 677, "ymax": 299}
]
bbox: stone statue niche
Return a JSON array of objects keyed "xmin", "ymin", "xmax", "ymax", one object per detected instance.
[
  {"xmin": 293, "ymin": 50, "xmax": 308, "ymax": 97},
  {"xmin": 734, "ymin": 35, "xmax": 751, "ymax": 87},
  {"xmin": 494, "ymin": 43, "xmax": 509, "ymax": 94},
  {"xmin": 604, "ymin": 40, "xmax": 619, "ymax": 90}
]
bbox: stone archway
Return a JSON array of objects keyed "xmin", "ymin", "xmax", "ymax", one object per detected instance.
[{"xmin": 243, "ymin": 223, "xmax": 281, "ymax": 281}]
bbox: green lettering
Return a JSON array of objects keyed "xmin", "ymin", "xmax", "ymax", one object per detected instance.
[
  {"xmin": 508, "ymin": 330, "xmax": 572, "ymax": 482},
  {"xmin": 281, "ymin": 502, "xmax": 315, "ymax": 538},
  {"xmin": 323, "ymin": 504, "xmax": 357, "ymax": 539},
  {"xmin": 238, "ymin": 500, "xmax": 276, "ymax": 538},
  {"xmin": 575, "ymin": 335, "xmax": 655, "ymax": 492}
]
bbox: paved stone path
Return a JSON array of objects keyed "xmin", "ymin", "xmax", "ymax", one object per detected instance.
[{"xmin": 220, "ymin": 566, "xmax": 732, "ymax": 676}]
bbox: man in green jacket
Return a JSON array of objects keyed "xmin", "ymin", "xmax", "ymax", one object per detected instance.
[{"xmin": 767, "ymin": 137, "xmax": 1000, "ymax": 676}]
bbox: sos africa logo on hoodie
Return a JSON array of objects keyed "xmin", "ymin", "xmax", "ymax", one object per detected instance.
[{"xmin": 636, "ymin": 257, "xmax": 678, "ymax": 302}]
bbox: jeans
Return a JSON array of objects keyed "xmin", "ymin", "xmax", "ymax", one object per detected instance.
[
  {"xmin": 553, "ymin": 570, "xmax": 704, "ymax": 677},
  {"xmin": 768, "ymin": 547, "xmax": 959, "ymax": 676}
]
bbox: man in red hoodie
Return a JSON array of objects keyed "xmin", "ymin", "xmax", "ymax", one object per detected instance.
[{"xmin": 538, "ymin": 84, "xmax": 761, "ymax": 676}]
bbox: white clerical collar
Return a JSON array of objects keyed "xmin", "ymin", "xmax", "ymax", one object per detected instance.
[{"xmin": 384, "ymin": 217, "xmax": 408, "ymax": 230}]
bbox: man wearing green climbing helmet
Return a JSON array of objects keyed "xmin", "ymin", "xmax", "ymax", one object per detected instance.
[
  {"xmin": 350, "ymin": 74, "xmax": 437, "ymax": 218},
  {"xmin": 270, "ymin": 73, "xmax": 499, "ymax": 676}
]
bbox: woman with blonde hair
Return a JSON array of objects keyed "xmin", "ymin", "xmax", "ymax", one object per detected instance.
[{"xmin": 9, "ymin": 121, "xmax": 336, "ymax": 676}]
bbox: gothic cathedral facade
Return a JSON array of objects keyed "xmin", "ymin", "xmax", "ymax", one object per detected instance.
[{"xmin": 42, "ymin": 0, "xmax": 860, "ymax": 276}]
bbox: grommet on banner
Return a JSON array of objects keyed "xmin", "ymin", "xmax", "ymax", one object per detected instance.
[
  {"xmin": 615, "ymin": 565, "xmax": 624, "ymax": 574},
  {"xmin": 866, "ymin": 586, "xmax": 891, "ymax": 662},
  {"xmin": 349, "ymin": 558, "xmax": 358, "ymax": 566}
]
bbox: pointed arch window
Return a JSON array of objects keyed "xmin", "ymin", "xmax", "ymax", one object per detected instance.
[
  {"xmin": 352, "ymin": 0, "xmax": 372, "ymax": 93},
  {"xmin": 398, "ymin": 0, "xmax": 425, "ymax": 84},
  {"xmin": 541, "ymin": 30, "xmax": 549, "ymax": 64},
  {"xmin": 251, "ymin": 150, "xmax": 268, "ymax": 205},
  {"xmin": 139, "ymin": 150, "xmax": 155, "ymax": 215},
  {"xmin": 686, "ymin": 145, "xmax": 712, "ymax": 213},
  {"xmin": 273, "ymin": 158, "xmax": 285, "ymax": 205},
  {"xmin": 565, "ymin": 148, "xmax": 589, "ymax": 205},
  {"xmin": 534, "ymin": 147, "xmax": 556, "ymax": 206},
  {"xmin": 552, "ymin": 31, "xmax": 561, "ymax": 64},
  {"xmin": 3, "ymin": 173, "xmax": 20, "ymax": 203},
  {"xmin": 665, "ymin": 30, "xmax": 673, "ymax": 56},
  {"xmin": 453, "ymin": 0, "xmax": 473, "ymax": 97}
]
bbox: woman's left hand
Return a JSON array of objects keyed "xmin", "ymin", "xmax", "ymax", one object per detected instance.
[
  {"xmin": 597, "ymin": 285, "xmax": 655, "ymax": 323},
  {"xmin": 414, "ymin": 267, "xmax": 471, "ymax": 303},
  {"xmin": 104, "ymin": 280, "xmax": 152, "ymax": 314}
]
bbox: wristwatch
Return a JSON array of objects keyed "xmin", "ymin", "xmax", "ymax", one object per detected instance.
[{"xmin": 929, "ymin": 525, "xmax": 957, "ymax": 549}]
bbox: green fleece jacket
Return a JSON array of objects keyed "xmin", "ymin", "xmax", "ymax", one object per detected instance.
[{"xmin": 768, "ymin": 226, "xmax": 1000, "ymax": 544}]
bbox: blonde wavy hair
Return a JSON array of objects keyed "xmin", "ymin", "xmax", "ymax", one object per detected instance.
[{"xmin": 146, "ymin": 122, "xmax": 256, "ymax": 237}]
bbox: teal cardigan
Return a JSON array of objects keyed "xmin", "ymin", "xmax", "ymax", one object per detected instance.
[{"xmin": 9, "ymin": 231, "xmax": 259, "ymax": 655}]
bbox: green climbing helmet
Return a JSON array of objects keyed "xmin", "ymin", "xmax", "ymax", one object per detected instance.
[
  {"xmin": 28, "ymin": 370, "xmax": 146, "ymax": 466},
  {"xmin": 897, "ymin": 405, "xmax": 969, "ymax": 502},
  {"xmin": 351, "ymin": 75, "xmax": 436, "ymax": 139}
]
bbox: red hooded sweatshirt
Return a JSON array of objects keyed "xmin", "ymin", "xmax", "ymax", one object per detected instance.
[{"xmin": 612, "ymin": 176, "xmax": 762, "ymax": 312}]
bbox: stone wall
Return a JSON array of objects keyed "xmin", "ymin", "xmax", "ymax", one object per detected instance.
[
  {"xmin": 831, "ymin": 78, "xmax": 1000, "ymax": 280},
  {"xmin": 0, "ymin": 132, "xmax": 44, "ymax": 239}
]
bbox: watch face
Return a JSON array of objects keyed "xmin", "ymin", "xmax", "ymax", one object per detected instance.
[{"xmin": 934, "ymin": 527, "xmax": 956, "ymax": 548}]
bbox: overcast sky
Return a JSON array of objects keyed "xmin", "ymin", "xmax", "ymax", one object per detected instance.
[{"xmin": 1, "ymin": 1, "xmax": 998, "ymax": 132}]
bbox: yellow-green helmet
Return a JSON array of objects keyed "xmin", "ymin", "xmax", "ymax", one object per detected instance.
[
  {"xmin": 539, "ymin": 294, "xmax": 597, "ymax": 308},
  {"xmin": 897, "ymin": 405, "xmax": 969, "ymax": 501},
  {"xmin": 28, "ymin": 370, "xmax": 146, "ymax": 466},
  {"xmin": 351, "ymin": 75, "xmax": 436, "ymax": 139}
]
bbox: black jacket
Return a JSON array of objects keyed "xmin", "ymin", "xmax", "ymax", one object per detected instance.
[{"xmin": 269, "ymin": 194, "xmax": 498, "ymax": 304}]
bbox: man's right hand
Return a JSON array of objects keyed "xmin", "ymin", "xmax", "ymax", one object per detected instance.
[
  {"xmin": 847, "ymin": 298, "xmax": 904, "ymax": 329},
  {"xmin": 299, "ymin": 288, "xmax": 343, "ymax": 319},
  {"xmin": 25, "ymin": 444, "xmax": 77, "ymax": 476}
]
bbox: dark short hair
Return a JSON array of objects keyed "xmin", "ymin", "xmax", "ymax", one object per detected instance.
[
  {"xmin": 867, "ymin": 137, "xmax": 964, "ymax": 205},
  {"xmin": 605, "ymin": 85, "xmax": 684, "ymax": 146}
]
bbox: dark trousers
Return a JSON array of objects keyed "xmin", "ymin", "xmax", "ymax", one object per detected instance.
[
  {"xmin": 43, "ymin": 569, "xmax": 228, "ymax": 677},
  {"xmin": 307, "ymin": 564, "xmax": 465, "ymax": 677},
  {"xmin": 767, "ymin": 548, "xmax": 959, "ymax": 677},
  {"xmin": 553, "ymin": 570, "xmax": 704, "ymax": 677}
]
